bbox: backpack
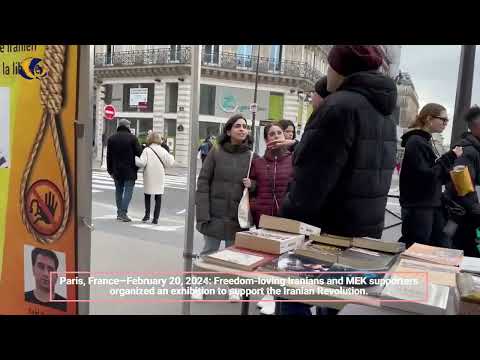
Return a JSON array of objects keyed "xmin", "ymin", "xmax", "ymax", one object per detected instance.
[{"xmin": 200, "ymin": 142, "xmax": 210, "ymax": 156}]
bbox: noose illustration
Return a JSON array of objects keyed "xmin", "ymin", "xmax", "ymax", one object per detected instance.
[{"xmin": 20, "ymin": 45, "xmax": 71, "ymax": 244}]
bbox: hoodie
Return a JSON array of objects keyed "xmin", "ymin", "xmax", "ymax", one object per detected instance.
[
  {"xmin": 281, "ymin": 71, "xmax": 397, "ymax": 238},
  {"xmin": 399, "ymin": 129, "xmax": 456, "ymax": 207}
]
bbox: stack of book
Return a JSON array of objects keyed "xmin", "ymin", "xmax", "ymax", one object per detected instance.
[
  {"xmin": 234, "ymin": 215, "xmax": 321, "ymax": 255},
  {"xmin": 294, "ymin": 241, "xmax": 343, "ymax": 263},
  {"xmin": 401, "ymin": 243, "xmax": 464, "ymax": 267},
  {"xmin": 309, "ymin": 234, "xmax": 405, "ymax": 254},
  {"xmin": 203, "ymin": 246, "xmax": 278, "ymax": 271},
  {"xmin": 259, "ymin": 215, "xmax": 321, "ymax": 237},
  {"xmin": 381, "ymin": 278, "xmax": 451, "ymax": 315},
  {"xmin": 379, "ymin": 243, "xmax": 466, "ymax": 315},
  {"xmin": 203, "ymin": 216, "xmax": 319, "ymax": 270},
  {"xmin": 235, "ymin": 228, "xmax": 305, "ymax": 255},
  {"xmin": 295, "ymin": 241, "xmax": 397, "ymax": 271}
]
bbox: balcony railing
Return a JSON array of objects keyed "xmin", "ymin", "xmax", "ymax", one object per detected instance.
[
  {"xmin": 94, "ymin": 48, "xmax": 191, "ymax": 67},
  {"xmin": 95, "ymin": 48, "xmax": 323, "ymax": 83}
]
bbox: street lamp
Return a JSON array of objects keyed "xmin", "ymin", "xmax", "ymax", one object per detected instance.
[
  {"xmin": 451, "ymin": 45, "xmax": 476, "ymax": 147},
  {"xmin": 251, "ymin": 45, "xmax": 261, "ymax": 151}
]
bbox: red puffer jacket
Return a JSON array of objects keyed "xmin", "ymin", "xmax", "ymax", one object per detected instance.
[{"xmin": 249, "ymin": 150, "xmax": 293, "ymax": 227}]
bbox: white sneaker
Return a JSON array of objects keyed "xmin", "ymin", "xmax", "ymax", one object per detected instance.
[
  {"xmin": 190, "ymin": 288, "xmax": 204, "ymax": 300},
  {"xmin": 256, "ymin": 295, "xmax": 274, "ymax": 308},
  {"xmin": 228, "ymin": 289, "xmax": 242, "ymax": 302},
  {"xmin": 260, "ymin": 301, "xmax": 276, "ymax": 315}
]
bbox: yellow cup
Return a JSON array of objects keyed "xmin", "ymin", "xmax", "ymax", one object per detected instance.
[{"xmin": 450, "ymin": 165, "xmax": 475, "ymax": 196}]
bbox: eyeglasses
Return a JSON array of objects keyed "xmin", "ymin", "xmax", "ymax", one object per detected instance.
[{"xmin": 433, "ymin": 116, "xmax": 449, "ymax": 124}]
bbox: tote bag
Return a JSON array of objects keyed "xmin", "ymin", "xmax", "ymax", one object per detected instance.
[{"xmin": 238, "ymin": 151, "xmax": 254, "ymax": 229}]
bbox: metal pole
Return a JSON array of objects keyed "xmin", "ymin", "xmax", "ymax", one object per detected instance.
[
  {"xmin": 451, "ymin": 45, "xmax": 476, "ymax": 148},
  {"xmin": 77, "ymin": 45, "xmax": 94, "ymax": 314},
  {"xmin": 251, "ymin": 45, "xmax": 260, "ymax": 151},
  {"xmin": 182, "ymin": 45, "xmax": 201, "ymax": 315}
]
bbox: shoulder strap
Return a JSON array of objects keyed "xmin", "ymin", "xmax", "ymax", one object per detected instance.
[
  {"xmin": 246, "ymin": 151, "xmax": 254, "ymax": 177},
  {"xmin": 148, "ymin": 146, "xmax": 166, "ymax": 170}
]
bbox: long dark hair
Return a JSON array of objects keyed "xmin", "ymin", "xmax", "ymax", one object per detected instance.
[
  {"xmin": 278, "ymin": 119, "xmax": 296, "ymax": 140},
  {"xmin": 263, "ymin": 123, "xmax": 284, "ymax": 140},
  {"xmin": 218, "ymin": 114, "xmax": 249, "ymax": 146}
]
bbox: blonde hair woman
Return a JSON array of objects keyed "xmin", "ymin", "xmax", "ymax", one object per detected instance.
[
  {"xmin": 399, "ymin": 103, "xmax": 463, "ymax": 248},
  {"xmin": 137, "ymin": 132, "xmax": 175, "ymax": 224}
]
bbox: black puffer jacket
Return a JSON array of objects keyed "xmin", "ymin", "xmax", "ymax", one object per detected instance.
[
  {"xmin": 281, "ymin": 71, "xmax": 397, "ymax": 239},
  {"xmin": 107, "ymin": 126, "xmax": 143, "ymax": 181},
  {"xmin": 400, "ymin": 129, "xmax": 456, "ymax": 208}
]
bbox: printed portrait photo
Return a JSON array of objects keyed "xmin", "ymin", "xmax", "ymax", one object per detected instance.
[{"xmin": 24, "ymin": 245, "xmax": 67, "ymax": 311}]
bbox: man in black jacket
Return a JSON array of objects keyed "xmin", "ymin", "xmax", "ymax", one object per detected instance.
[
  {"xmin": 107, "ymin": 119, "xmax": 143, "ymax": 222},
  {"xmin": 445, "ymin": 106, "xmax": 480, "ymax": 257},
  {"xmin": 282, "ymin": 46, "xmax": 397, "ymax": 238},
  {"xmin": 277, "ymin": 45, "xmax": 397, "ymax": 316}
]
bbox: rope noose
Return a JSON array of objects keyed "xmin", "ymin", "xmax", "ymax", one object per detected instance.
[{"xmin": 20, "ymin": 45, "xmax": 71, "ymax": 244}]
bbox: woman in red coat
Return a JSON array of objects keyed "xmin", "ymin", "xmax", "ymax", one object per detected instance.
[{"xmin": 243, "ymin": 123, "xmax": 294, "ymax": 227}]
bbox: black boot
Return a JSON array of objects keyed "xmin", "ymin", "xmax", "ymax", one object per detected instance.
[
  {"xmin": 143, "ymin": 194, "xmax": 151, "ymax": 222},
  {"xmin": 151, "ymin": 195, "xmax": 162, "ymax": 225}
]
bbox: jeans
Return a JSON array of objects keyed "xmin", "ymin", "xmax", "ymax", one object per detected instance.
[
  {"xmin": 144, "ymin": 194, "xmax": 162, "ymax": 220},
  {"xmin": 400, "ymin": 207, "xmax": 449, "ymax": 248},
  {"xmin": 114, "ymin": 178, "xmax": 135, "ymax": 216},
  {"xmin": 201, "ymin": 236, "xmax": 234, "ymax": 256}
]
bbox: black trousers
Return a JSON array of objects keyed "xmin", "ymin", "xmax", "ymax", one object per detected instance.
[
  {"xmin": 144, "ymin": 194, "xmax": 162, "ymax": 220},
  {"xmin": 399, "ymin": 207, "xmax": 449, "ymax": 248},
  {"xmin": 451, "ymin": 214, "xmax": 480, "ymax": 257}
]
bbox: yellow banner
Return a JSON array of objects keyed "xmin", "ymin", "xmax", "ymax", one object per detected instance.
[{"xmin": 0, "ymin": 45, "xmax": 78, "ymax": 314}]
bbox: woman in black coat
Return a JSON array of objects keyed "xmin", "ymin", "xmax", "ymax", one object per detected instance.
[{"xmin": 399, "ymin": 103, "xmax": 463, "ymax": 248}]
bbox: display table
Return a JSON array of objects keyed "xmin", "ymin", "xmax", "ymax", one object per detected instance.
[{"xmin": 193, "ymin": 259, "xmax": 459, "ymax": 316}]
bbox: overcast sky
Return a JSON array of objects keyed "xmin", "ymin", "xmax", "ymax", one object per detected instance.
[{"xmin": 400, "ymin": 45, "xmax": 480, "ymax": 145}]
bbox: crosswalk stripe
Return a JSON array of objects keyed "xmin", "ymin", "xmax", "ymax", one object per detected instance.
[
  {"xmin": 92, "ymin": 174, "xmax": 187, "ymax": 184},
  {"xmin": 91, "ymin": 184, "xmax": 117, "ymax": 190},
  {"xmin": 91, "ymin": 171, "xmax": 188, "ymax": 193}
]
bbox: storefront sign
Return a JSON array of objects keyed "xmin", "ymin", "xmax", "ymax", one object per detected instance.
[{"xmin": 129, "ymin": 88, "xmax": 148, "ymax": 107}]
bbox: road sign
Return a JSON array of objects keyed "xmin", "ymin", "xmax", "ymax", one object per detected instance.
[
  {"xmin": 104, "ymin": 104, "xmax": 116, "ymax": 120},
  {"xmin": 249, "ymin": 103, "xmax": 258, "ymax": 113}
]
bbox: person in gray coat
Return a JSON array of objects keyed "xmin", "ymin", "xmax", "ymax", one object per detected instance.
[{"xmin": 196, "ymin": 114, "xmax": 255, "ymax": 255}]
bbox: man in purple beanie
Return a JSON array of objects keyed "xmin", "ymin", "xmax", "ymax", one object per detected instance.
[{"xmin": 279, "ymin": 45, "xmax": 397, "ymax": 315}]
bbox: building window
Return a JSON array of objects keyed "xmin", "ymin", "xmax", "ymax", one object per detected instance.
[
  {"xmin": 204, "ymin": 45, "xmax": 220, "ymax": 65},
  {"xmin": 170, "ymin": 45, "xmax": 182, "ymax": 62},
  {"xmin": 269, "ymin": 45, "xmax": 283, "ymax": 72},
  {"xmin": 122, "ymin": 84, "xmax": 154, "ymax": 112},
  {"xmin": 199, "ymin": 122, "xmax": 221, "ymax": 143},
  {"xmin": 200, "ymin": 84, "xmax": 216, "ymax": 115},
  {"xmin": 165, "ymin": 83, "xmax": 179, "ymax": 113},
  {"xmin": 236, "ymin": 45, "xmax": 253, "ymax": 68},
  {"xmin": 164, "ymin": 118, "xmax": 177, "ymax": 154},
  {"xmin": 105, "ymin": 45, "xmax": 113, "ymax": 65}
]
